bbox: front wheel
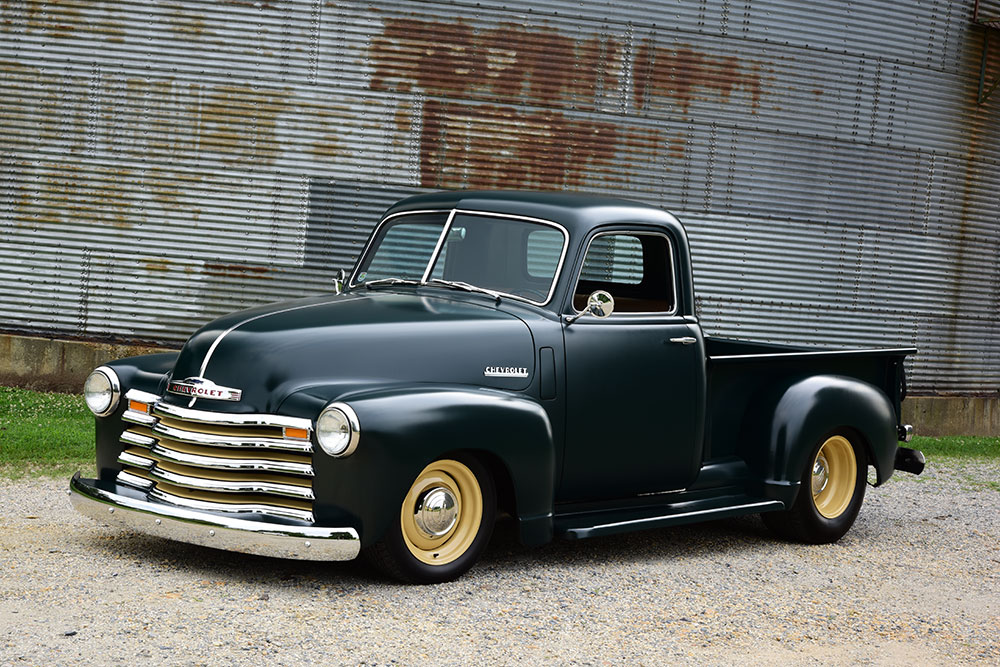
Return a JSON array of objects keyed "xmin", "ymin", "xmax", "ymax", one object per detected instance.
[
  {"xmin": 365, "ymin": 456, "xmax": 496, "ymax": 584},
  {"xmin": 763, "ymin": 433, "xmax": 867, "ymax": 544}
]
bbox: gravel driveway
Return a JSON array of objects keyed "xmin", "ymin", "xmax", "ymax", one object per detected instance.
[{"xmin": 2, "ymin": 460, "xmax": 998, "ymax": 665}]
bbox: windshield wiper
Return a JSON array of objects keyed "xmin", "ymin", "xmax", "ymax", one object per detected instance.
[
  {"xmin": 364, "ymin": 278, "xmax": 425, "ymax": 289},
  {"xmin": 429, "ymin": 279, "xmax": 502, "ymax": 305},
  {"xmin": 364, "ymin": 277, "xmax": 503, "ymax": 305}
]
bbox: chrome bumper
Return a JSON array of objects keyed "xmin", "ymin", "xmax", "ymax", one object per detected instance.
[{"xmin": 69, "ymin": 473, "xmax": 360, "ymax": 561}]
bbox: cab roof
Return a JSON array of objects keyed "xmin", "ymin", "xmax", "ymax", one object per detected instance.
[{"xmin": 383, "ymin": 190, "xmax": 685, "ymax": 237}]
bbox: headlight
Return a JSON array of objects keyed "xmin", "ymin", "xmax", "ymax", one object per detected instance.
[
  {"xmin": 84, "ymin": 366, "xmax": 121, "ymax": 417},
  {"xmin": 315, "ymin": 403, "xmax": 360, "ymax": 457}
]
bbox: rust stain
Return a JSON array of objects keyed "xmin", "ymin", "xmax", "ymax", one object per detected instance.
[
  {"xmin": 144, "ymin": 166, "xmax": 203, "ymax": 212},
  {"xmin": 418, "ymin": 101, "xmax": 659, "ymax": 190},
  {"xmin": 307, "ymin": 106, "xmax": 353, "ymax": 159},
  {"xmin": 139, "ymin": 79, "xmax": 205, "ymax": 160},
  {"xmin": 204, "ymin": 263, "xmax": 272, "ymax": 279},
  {"xmin": 420, "ymin": 101, "xmax": 618, "ymax": 189},
  {"xmin": 311, "ymin": 136, "xmax": 340, "ymax": 159},
  {"xmin": 21, "ymin": 0, "xmax": 81, "ymax": 40},
  {"xmin": 370, "ymin": 18, "xmax": 649, "ymax": 189},
  {"xmin": 12, "ymin": 0, "xmax": 126, "ymax": 41},
  {"xmin": 22, "ymin": 162, "xmax": 139, "ymax": 228},
  {"xmin": 7, "ymin": 72, "xmax": 291, "ymax": 221},
  {"xmin": 634, "ymin": 41, "xmax": 763, "ymax": 114},
  {"xmin": 370, "ymin": 18, "xmax": 618, "ymax": 109},
  {"xmin": 145, "ymin": 259, "xmax": 172, "ymax": 272},
  {"xmin": 668, "ymin": 134, "xmax": 686, "ymax": 159},
  {"xmin": 199, "ymin": 84, "xmax": 292, "ymax": 166},
  {"xmin": 170, "ymin": 9, "xmax": 206, "ymax": 37},
  {"xmin": 371, "ymin": 18, "xmax": 765, "ymax": 188}
]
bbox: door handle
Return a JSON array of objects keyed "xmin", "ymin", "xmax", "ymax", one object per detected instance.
[{"xmin": 669, "ymin": 337, "xmax": 697, "ymax": 345}]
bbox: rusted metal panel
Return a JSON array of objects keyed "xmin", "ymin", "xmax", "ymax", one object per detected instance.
[{"xmin": 0, "ymin": 1, "xmax": 997, "ymax": 394}]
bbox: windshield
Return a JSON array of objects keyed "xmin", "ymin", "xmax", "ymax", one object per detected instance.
[{"xmin": 353, "ymin": 211, "xmax": 567, "ymax": 304}]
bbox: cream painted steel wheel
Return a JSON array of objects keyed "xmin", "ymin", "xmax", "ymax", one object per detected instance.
[
  {"xmin": 810, "ymin": 435, "xmax": 858, "ymax": 519},
  {"xmin": 762, "ymin": 430, "xmax": 867, "ymax": 544},
  {"xmin": 400, "ymin": 459, "xmax": 483, "ymax": 565}
]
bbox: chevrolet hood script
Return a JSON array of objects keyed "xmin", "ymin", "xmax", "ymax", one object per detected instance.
[
  {"xmin": 484, "ymin": 366, "xmax": 529, "ymax": 378},
  {"xmin": 167, "ymin": 377, "xmax": 243, "ymax": 402}
]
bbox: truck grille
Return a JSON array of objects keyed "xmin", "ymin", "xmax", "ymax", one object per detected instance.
[{"xmin": 117, "ymin": 390, "xmax": 315, "ymax": 523}]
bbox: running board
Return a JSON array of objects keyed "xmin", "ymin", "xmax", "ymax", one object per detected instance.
[{"xmin": 555, "ymin": 495, "xmax": 785, "ymax": 540}]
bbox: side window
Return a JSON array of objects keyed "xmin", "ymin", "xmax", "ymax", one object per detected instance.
[
  {"xmin": 573, "ymin": 233, "xmax": 675, "ymax": 313},
  {"xmin": 580, "ymin": 235, "xmax": 644, "ymax": 284}
]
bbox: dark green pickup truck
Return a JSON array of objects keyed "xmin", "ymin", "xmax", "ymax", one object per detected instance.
[{"xmin": 71, "ymin": 191, "xmax": 924, "ymax": 583}]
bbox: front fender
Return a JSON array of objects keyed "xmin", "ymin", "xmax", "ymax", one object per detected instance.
[
  {"xmin": 747, "ymin": 375, "xmax": 897, "ymax": 504},
  {"xmin": 282, "ymin": 385, "xmax": 555, "ymax": 548},
  {"xmin": 104, "ymin": 353, "xmax": 178, "ymax": 395},
  {"xmin": 95, "ymin": 353, "xmax": 178, "ymax": 481}
]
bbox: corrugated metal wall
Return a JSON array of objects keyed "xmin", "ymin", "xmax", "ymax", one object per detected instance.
[{"xmin": 1, "ymin": 0, "xmax": 998, "ymax": 394}]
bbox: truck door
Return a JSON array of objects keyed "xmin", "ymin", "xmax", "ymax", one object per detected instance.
[{"xmin": 559, "ymin": 230, "xmax": 705, "ymax": 502}]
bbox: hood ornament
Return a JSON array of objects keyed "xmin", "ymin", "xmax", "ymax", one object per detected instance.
[{"xmin": 167, "ymin": 377, "xmax": 243, "ymax": 402}]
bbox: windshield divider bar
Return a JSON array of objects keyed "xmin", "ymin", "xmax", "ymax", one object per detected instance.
[{"xmin": 421, "ymin": 209, "xmax": 457, "ymax": 284}]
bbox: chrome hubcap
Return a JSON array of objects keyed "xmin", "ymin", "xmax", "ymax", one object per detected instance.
[
  {"xmin": 812, "ymin": 453, "xmax": 830, "ymax": 495},
  {"xmin": 413, "ymin": 486, "xmax": 458, "ymax": 538}
]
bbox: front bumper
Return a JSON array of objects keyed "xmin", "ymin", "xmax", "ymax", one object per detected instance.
[{"xmin": 69, "ymin": 473, "xmax": 360, "ymax": 561}]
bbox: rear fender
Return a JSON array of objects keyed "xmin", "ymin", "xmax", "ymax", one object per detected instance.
[
  {"xmin": 748, "ymin": 375, "xmax": 897, "ymax": 504},
  {"xmin": 281, "ymin": 385, "xmax": 555, "ymax": 548}
]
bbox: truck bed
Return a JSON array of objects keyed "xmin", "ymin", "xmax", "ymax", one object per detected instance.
[{"xmin": 703, "ymin": 336, "xmax": 916, "ymax": 462}]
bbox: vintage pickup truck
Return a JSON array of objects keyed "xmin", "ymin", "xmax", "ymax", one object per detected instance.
[{"xmin": 71, "ymin": 191, "xmax": 925, "ymax": 583}]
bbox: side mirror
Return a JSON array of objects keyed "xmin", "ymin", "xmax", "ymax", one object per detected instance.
[
  {"xmin": 586, "ymin": 290, "xmax": 615, "ymax": 318},
  {"xmin": 333, "ymin": 269, "xmax": 347, "ymax": 295},
  {"xmin": 565, "ymin": 290, "xmax": 615, "ymax": 325}
]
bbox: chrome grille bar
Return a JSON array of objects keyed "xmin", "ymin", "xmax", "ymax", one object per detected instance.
[
  {"xmin": 123, "ymin": 409, "xmax": 156, "ymax": 427},
  {"xmin": 118, "ymin": 450, "xmax": 154, "ymax": 469},
  {"xmin": 118, "ymin": 470, "xmax": 154, "ymax": 491},
  {"xmin": 117, "ymin": 391, "xmax": 316, "ymax": 524},
  {"xmin": 150, "ymin": 443, "xmax": 314, "ymax": 476},
  {"xmin": 151, "ymin": 421, "xmax": 312, "ymax": 453},
  {"xmin": 121, "ymin": 430, "xmax": 156, "ymax": 447},
  {"xmin": 148, "ymin": 466, "xmax": 315, "ymax": 500},
  {"xmin": 153, "ymin": 402, "xmax": 312, "ymax": 432}
]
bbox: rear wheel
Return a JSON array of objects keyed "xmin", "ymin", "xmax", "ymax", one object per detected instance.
[
  {"xmin": 763, "ymin": 433, "xmax": 867, "ymax": 544},
  {"xmin": 365, "ymin": 456, "xmax": 496, "ymax": 584}
]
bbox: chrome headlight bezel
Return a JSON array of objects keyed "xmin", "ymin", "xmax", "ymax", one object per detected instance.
[
  {"xmin": 84, "ymin": 366, "xmax": 121, "ymax": 417},
  {"xmin": 315, "ymin": 402, "xmax": 360, "ymax": 458}
]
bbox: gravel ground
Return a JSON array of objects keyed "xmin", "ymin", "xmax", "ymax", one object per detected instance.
[{"xmin": 1, "ymin": 460, "xmax": 998, "ymax": 666}]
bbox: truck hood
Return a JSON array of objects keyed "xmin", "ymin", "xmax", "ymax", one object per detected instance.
[{"xmin": 163, "ymin": 291, "xmax": 536, "ymax": 414}]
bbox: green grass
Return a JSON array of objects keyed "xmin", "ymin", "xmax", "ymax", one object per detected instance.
[
  {"xmin": 0, "ymin": 386, "xmax": 998, "ymax": 479},
  {"xmin": 910, "ymin": 435, "xmax": 1000, "ymax": 460},
  {"xmin": 0, "ymin": 386, "xmax": 95, "ymax": 478}
]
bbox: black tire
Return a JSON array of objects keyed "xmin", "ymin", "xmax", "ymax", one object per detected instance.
[
  {"xmin": 763, "ymin": 432, "xmax": 867, "ymax": 544},
  {"xmin": 365, "ymin": 455, "xmax": 496, "ymax": 584}
]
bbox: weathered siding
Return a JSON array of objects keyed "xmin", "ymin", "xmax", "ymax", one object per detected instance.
[{"xmin": 0, "ymin": 0, "xmax": 998, "ymax": 394}]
